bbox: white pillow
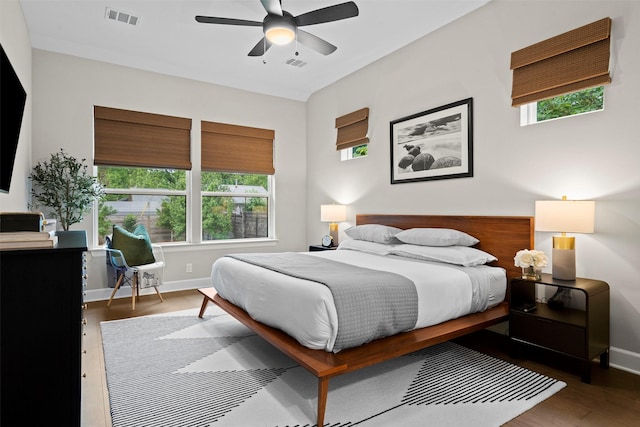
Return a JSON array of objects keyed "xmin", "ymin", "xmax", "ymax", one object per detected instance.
[
  {"xmin": 343, "ymin": 224, "xmax": 402, "ymax": 244},
  {"xmin": 395, "ymin": 228, "xmax": 479, "ymax": 247},
  {"xmin": 391, "ymin": 244, "xmax": 497, "ymax": 267},
  {"xmin": 337, "ymin": 239, "xmax": 394, "ymax": 255}
]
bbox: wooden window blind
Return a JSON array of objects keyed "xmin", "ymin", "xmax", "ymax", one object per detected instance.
[
  {"xmin": 201, "ymin": 121, "xmax": 275, "ymax": 175},
  {"xmin": 510, "ymin": 17, "xmax": 611, "ymax": 107},
  {"xmin": 94, "ymin": 106, "xmax": 192, "ymax": 169},
  {"xmin": 336, "ymin": 107, "xmax": 369, "ymax": 151}
]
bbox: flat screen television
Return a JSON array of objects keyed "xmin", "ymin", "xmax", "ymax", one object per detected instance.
[{"xmin": 1, "ymin": 43, "xmax": 28, "ymax": 193}]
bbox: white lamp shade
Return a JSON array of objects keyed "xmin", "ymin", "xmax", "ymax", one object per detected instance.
[
  {"xmin": 320, "ymin": 204, "xmax": 346, "ymax": 222},
  {"xmin": 535, "ymin": 200, "xmax": 595, "ymax": 233}
]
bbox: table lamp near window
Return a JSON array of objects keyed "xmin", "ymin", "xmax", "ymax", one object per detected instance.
[
  {"xmin": 320, "ymin": 204, "xmax": 346, "ymax": 247},
  {"xmin": 535, "ymin": 196, "xmax": 595, "ymax": 281}
]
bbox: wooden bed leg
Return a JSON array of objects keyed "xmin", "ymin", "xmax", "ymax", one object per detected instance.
[
  {"xmin": 198, "ymin": 295, "xmax": 209, "ymax": 318},
  {"xmin": 317, "ymin": 377, "xmax": 329, "ymax": 427}
]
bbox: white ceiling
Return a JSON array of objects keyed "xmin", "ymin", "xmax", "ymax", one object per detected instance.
[{"xmin": 20, "ymin": 0, "xmax": 490, "ymax": 101}]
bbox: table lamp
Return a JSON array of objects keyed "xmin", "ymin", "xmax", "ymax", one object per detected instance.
[
  {"xmin": 535, "ymin": 196, "xmax": 595, "ymax": 280},
  {"xmin": 320, "ymin": 204, "xmax": 346, "ymax": 247}
]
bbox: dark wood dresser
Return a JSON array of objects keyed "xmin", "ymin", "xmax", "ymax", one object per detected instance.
[{"xmin": 1, "ymin": 231, "xmax": 87, "ymax": 427}]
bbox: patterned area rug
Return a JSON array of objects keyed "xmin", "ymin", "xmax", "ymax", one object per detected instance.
[{"xmin": 101, "ymin": 307, "xmax": 565, "ymax": 427}]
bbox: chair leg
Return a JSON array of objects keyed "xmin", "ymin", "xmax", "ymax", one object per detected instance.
[
  {"xmin": 132, "ymin": 272, "xmax": 138, "ymax": 310},
  {"xmin": 154, "ymin": 285, "xmax": 164, "ymax": 302},
  {"xmin": 107, "ymin": 273, "xmax": 125, "ymax": 307}
]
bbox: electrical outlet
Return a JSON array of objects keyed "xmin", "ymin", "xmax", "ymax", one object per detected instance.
[{"xmin": 186, "ymin": 263, "xmax": 192, "ymax": 273}]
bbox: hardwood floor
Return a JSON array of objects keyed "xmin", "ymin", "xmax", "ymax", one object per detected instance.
[{"xmin": 82, "ymin": 290, "xmax": 640, "ymax": 427}]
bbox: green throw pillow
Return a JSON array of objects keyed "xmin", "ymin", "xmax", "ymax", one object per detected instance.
[{"xmin": 111, "ymin": 225, "xmax": 155, "ymax": 266}]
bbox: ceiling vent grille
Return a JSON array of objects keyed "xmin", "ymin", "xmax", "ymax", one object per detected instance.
[
  {"xmin": 105, "ymin": 7, "xmax": 139, "ymax": 26},
  {"xmin": 284, "ymin": 57, "xmax": 307, "ymax": 68}
]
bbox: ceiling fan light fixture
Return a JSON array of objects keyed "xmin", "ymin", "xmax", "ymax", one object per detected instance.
[
  {"xmin": 196, "ymin": 1, "xmax": 360, "ymax": 56},
  {"xmin": 264, "ymin": 22, "xmax": 295, "ymax": 45}
]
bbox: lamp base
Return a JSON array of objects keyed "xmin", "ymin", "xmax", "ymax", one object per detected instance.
[
  {"xmin": 552, "ymin": 247, "xmax": 576, "ymax": 280},
  {"xmin": 329, "ymin": 223, "xmax": 339, "ymax": 247}
]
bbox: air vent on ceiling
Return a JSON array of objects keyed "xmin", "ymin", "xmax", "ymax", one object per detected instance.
[
  {"xmin": 284, "ymin": 57, "xmax": 308, "ymax": 68},
  {"xmin": 105, "ymin": 7, "xmax": 139, "ymax": 26}
]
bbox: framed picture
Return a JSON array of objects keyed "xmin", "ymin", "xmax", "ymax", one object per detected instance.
[{"xmin": 390, "ymin": 98, "xmax": 473, "ymax": 184}]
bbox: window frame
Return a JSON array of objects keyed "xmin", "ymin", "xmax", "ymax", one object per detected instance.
[
  {"xmin": 340, "ymin": 143, "xmax": 368, "ymax": 161},
  {"xmin": 200, "ymin": 173, "xmax": 275, "ymax": 242},
  {"xmin": 94, "ymin": 169, "xmax": 277, "ymax": 247},
  {"xmin": 94, "ymin": 166, "xmax": 190, "ymax": 246},
  {"xmin": 92, "ymin": 109, "xmax": 278, "ymax": 248},
  {"xmin": 519, "ymin": 86, "xmax": 605, "ymax": 126}
]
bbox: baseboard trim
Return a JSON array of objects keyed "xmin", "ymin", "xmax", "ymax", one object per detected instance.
[
  {"xmin": 84, "ymin": 277, "xmax": 211, "ymax": 302},
  {"xmin": 610, "ymin": 346, "xmax": 640, "ymax": 377}
]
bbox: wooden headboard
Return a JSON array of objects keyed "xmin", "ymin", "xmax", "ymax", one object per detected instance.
[{"xmin": 356, "ymin": 214, "xmax": 534, "ymax": 281}]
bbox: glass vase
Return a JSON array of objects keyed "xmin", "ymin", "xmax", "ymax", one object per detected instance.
[{"xmin": 521, "ymin": 266, "xmax": 542, "ymax": 281}]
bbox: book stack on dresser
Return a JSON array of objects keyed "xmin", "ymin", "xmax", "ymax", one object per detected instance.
[
  {"xmin": 0, "ymin": 212, "xmax": 56, "ymax": 249},
  {"xmin": 0, "ymin": 230, "xmax": 56, "ymax": 249}
]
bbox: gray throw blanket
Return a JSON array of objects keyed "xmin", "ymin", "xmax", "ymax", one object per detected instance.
[{"xmin": 227, "ymin": 253, "xmax": 418, "ymax": 350}]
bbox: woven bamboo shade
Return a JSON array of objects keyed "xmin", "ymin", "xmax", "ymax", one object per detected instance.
[
  {"xmin": 336, "ymin": 107, "xmax": 369, "ymax": 151},
  {"xmin": 201, "ymin": 121, "xmax": 275, "ymax": 175},
  {"xmin": 94, "ymin": 106, "xmax": 192, "ymax": 169},
  {"xmin": 510, "ymin": 17, "xmax": 611, "ymax": 106}
]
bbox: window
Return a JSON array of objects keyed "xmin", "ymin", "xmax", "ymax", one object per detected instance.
[
  {"xmin": 336, "ymin": 108, "xmax": 369, "ymax": 159},
  {"xmin": 201, "ymin": 120, "xmax": 275, "ymax": 241},
  {"xmin": 94, "ymin": 108, "xmax": 277, "ymax": 246},
  {"xmin": 340, "ymin": 143, "xmax": 368, "ymax": 161},
  {"xmin": 520, "ymin": 86, "xmax": 604, "ymax": 126},
  {"xmin": 201, "ymin": 172, "xmax": 271, "ymax": 241},
  {"xmin": 94, "ymin": 106, "xmax": 191, "ymax": 245},
  {"xmin": 97, "ymin": 167, "xmax": 187, "ymax": 244},
  {"xmin": 510, "ymin": 16, "xmax": 611, "ymax": 119}
]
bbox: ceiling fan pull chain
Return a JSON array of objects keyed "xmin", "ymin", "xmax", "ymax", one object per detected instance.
[{"xmin": 263, "ymin": 38, "xmax": 267, "ymax": 64}]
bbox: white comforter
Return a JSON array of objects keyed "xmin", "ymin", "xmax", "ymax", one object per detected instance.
[{"xmin": 211, "ymin": 249, "xmax": 505, "ymax": 352}]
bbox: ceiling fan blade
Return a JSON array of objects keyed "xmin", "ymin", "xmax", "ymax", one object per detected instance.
[
  {"xmin": 295, "ymin": 1, "xmax": 359, "ymax": 27},
  {"xmin": 296, "ymin": 30, "xmax": 337, "ymax": 55},
  {"xmin": 195, "ymin": 16, "xmax": 262, "ymax": 26},
  {"xmin": 260, "ymin": 0, "xmax": 283, "ymax": 16},
  {"xmin": 248, "ymin": 38, "xmax": 273, "ymax": 56}
]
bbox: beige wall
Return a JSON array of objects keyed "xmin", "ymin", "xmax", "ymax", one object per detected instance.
[
  {"xmin": 30, "ymin": 50, "xmax": 307, "ymax": 295},
  {"xmin": 306, "ymin": 0, "xmax": 640, "ymax": 367},
  {"xmin": 0, "ymin": 0, "xmax": 32, "ymax": 210}
]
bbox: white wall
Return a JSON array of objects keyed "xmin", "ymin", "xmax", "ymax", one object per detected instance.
[
  {"xmin": 31, "ymin": 50, "xmax": 307, "ymax": 293},
  {"xmin": 306, "ymin": 0, "xmax": 640, "ymax": 368},
  {"xmin": 0, "ymin": 0, "xmax": 32, "ymax": 210}
]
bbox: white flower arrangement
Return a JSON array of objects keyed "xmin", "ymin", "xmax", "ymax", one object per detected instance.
[{"xmin": 514, "ymin": 249, "xmax": 548, "ymax": 268}]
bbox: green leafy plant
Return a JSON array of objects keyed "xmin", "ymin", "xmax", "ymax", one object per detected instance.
[
  {"xmin": 30, "ymin": 149, "xmax": 105, "ymax": 231},
  {"xmin": 122, "ymin": 214, "xmax": 138, "ymax": 232},
  {"xmin": 537, "ymin": 86, "xmax": 604, "ymax": 122}
]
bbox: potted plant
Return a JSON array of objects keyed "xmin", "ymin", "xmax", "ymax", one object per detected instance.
[{"xmin": 29, "ymin": 149, "xmax": 105, "ymax": 231}]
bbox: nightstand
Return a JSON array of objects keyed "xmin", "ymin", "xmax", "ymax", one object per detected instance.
[
  {"xmin": 509, "ymin": 273, "xmax": 610, "ymax": 383},
  {"xmin": 309, "ymin": 245, "xmax": 337, "ymax": 251}
]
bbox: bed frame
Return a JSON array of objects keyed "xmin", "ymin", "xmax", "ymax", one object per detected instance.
[{"xmin": 199, "ymin": 214, "xmax": 534, "ymax": 426}]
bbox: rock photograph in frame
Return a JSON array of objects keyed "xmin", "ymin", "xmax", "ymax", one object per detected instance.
[{"xmin": 390, "ymin": 98, "xmax": 473, "ymax": 184}]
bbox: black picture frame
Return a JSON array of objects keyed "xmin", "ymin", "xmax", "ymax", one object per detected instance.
[{"xmin": 390, "ymin": 98, "xmax": 473, "ymax": 184}]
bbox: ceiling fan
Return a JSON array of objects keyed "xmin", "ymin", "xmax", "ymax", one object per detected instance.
[{"xmin": 195, "ymin": 0, "xmax": 359, "ymax": 57}]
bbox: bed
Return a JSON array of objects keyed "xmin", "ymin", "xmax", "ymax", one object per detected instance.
[{"xmin": 200, "ymin": 214, "xmax": 534, "ymax": 426}]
